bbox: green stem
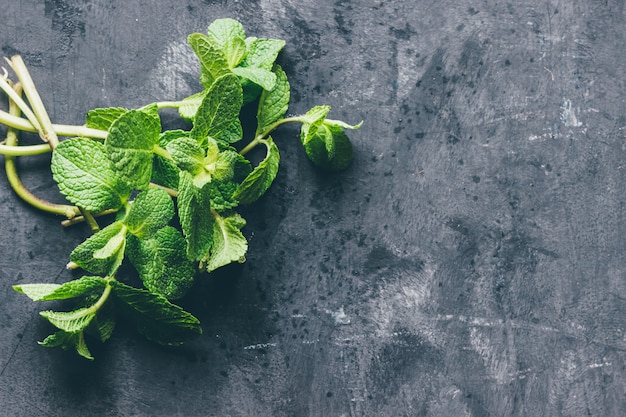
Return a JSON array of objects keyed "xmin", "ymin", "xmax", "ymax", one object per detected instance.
[
  {"xmin": 88, "ymin": 280, "xmax": 113, "ymax": 314},
  {"xmin": 0, "ymin": 142, "xmax": 51, "ymax": 156},
  {"xmin": 61, "ymin": 209, "xmax": 117, "ymax": 227},
  {"xmin": 149, "ymin": 182, "xmax": 178, "ymax": 198},
  {"xmin": 79, "ymin": 207, "xmax": 100, "ymax": 233},
  {"xmin": 0, "ymin": 108, "xmax": 107, "ymax": 139},
  {"xmin": 0, "ymin": 70, "xmax": 43, "ymax": 134},
  {"xmin": 153, "ymin": 145, "xmax": 173, "ymax": 161},
  {"xmin": 3, "ymin": 84, "xmax": 80, "ymax": 218},
  {"xmin": 239, "ymin": 116, "xmax": 301, "ymax": 156},
  {"xmin": 7, "ymin": 56, "xmax": 59, "ymax": 148},
  {"xmin": 155, "ymin": 100, "xmax": 188, "ymax": 109}
]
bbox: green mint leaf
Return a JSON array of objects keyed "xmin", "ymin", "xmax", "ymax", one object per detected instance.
[
  {"xmin": 221, "ymin": 119, "xmax": 244, "ymax": 144},
  {"xmin": 40, "ymin": 308, "xmax": 95, "ymax": 333},
  {"xmin": 301, "ymin": 122, "xmax": 354, "ymax": 172},
  {"xmin": 85, "ymin": 107, "xmax": 127, "ymax": 130},
  {"xmin": 106, "ymin": 109, "xmax": 161, "ymax": 190},
  {"xmin": 111, "ymin": 280, "xmax": 202, "ymax": 346},
  {"xmin": 124, "ymin": 188, "xmax": 174, "ymax": 239},
  {"xmin": 191, "ymin": 74, "xmax": 243, "ymax": 146},
  {"xmin": 201, "ymin": 211, "xmax": 247, "ymax": 272},
  {"xmin": 51, "ymin": 138, "xmax": 131, "ymax": 211},
  {"xmin": 232, "ymin": 137, "xmax": 280, "ymax": 204},
  {"xmin": 188, "ymin": 33, "xmax": 231, "ymax": 88},
  {"xmin": 207, "ymin": 18, "xmax": 247, "ymax": 68},
  {"xmin": 208, "ymin": 181, "xmax": 239, "ymax": 211},
  {"xmin": 299, "ymin": 105, "xmax": 331, "ymax": 131},
  {"xmin": 178, "ymin": 90, "xmax": 205, "ymax": 121},
  {"xmin": 231, "ymin": 67, "xmax": 276, "ymax": 91},
  {"xmin": 241, "ymin": 38, "xmax": 285, "ymax": 71},
  {"xmin": 70, "ymin": 221, "xmax": 127, "ymax": 276},
  {"xmin": 127, "ymin": 227, "xmax": 196, "ymax": 300},
  {"xmin": 152, "ymin": 130, "xmax": 189, "ymax": 189},
  {"xmin": 165, "ymin": 137, "xmax": 205, "ymax": 174},
  {"xmin": 177, "ymin": 171, "xmax": 215, "ymax": 261},
  {"xmin": 13, "ymin": 276, "xmax": 107, "ymax": 301},
  {"xmin": 256, "ymin": 64, "xmax": 290, "ymax": 135},
  {"xmin": 323, "ymin": 119, "xmax": 364, "ymax": 130},
  {"xmin": 39, "ymin": 330, "xmax": 94, "ymax": 360},
  {"xmin": 86, "ymin": 306, "xmax": 116, "ymax": 343},
  {"xmin": 212, "ymin": 149, "xmax": 240, "ymax": 182}
]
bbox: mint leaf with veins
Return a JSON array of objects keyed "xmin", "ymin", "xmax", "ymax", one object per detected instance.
[
  {"xmin": 14, "ymin": 276, "xmax": 107, "ymax": 301},
  {"xmin": 51, "ymin": 138, "xmax": 131, "ymax": 212},
  {"xmin": 165, "ymin": 137, "xmax": 205, "ymax": 175},
  {"xmin": 207, "ymin": 18, "xmax": 247, "ymax": 68},
  {"xmin": 177, "ymin": 171, "xmax": 215, "ymax": 261},
  {"xmin": 85, "ymin": 107, "xmax": 127, "ymax": 130},
  {"xmin": 39, "ymin": 331, "xmax": 94, "ymax": 360},
  {"xmin": 191, "ymin": 73, "xmax": 243, "ymax": 147},
  {"xmin": 256, "ymin": 64, "xmax": 290, "ymax": 135},
  {"xmin": 201, "ymin": 211, "xmax": 247, "ymax": 273},
  {"xmin": 127, "ymin": 226, "xmax": 195, "ymax": 300},
  {"xmin": 106, "ymin": 108, "xmax": 161, "ymax": 190},
  {"xmin": 301, "ymin": 121, "xmax": 354, "ymax": 172},
  {"xmin": 40, "ymin": 308, "xmax": 96, "ymax": 334},
  {"xmin": 70, "ymin": 221, "xmax": 127, "ymax": 276},
  {"xmin": 233, "ymin": 137, "xmax": 280, "ymax": 204},
  {"xmin": 232, "ymin": 67, "xmax": 277, "ymax": 92},
  {"xmin": 111, "ymin": 280, "xmax": 202, "ymax": 346},
  {"xmin": 241, "ymin": 38, "xmax": 286, "ymax": 71},
  {"xmin": 188, "ymin": 33, "xmax": 231, "ymax": 88},
  {"xmin": 123, "ymin": 188, "xmax": 174, "ymax": 239}
]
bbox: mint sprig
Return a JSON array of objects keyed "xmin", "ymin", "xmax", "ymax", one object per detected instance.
[{"xmin": 1, "ymin": 18, "xmax": 361, "ymax": 359}]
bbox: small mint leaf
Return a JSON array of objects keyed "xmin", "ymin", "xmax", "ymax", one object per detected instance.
[
  {"xmin": 106, "ymin": 109, "xmax": 162, "ymax": 190},
  {"xmin": 207, "ymin": 18, "xmax": 247, "ymax": 68},
  {"xmin": 85, "ymin": 107, "xmax": 127, "ymax": 130},
  {"xmin": 232, "ymin": 67, "xmax": 276, "ymax": 91},
  {"xmin": 51, "ymin": 138, "xmax": 131, "ymax": 211},
  {"xmin": 111, "ymin": 280, "xmax": 202, "ymax": 346},
  {"xmin": 13, "ymin": 276, "xmax": 107, "ymax": 301},
  {"xmin": 70, "ymin": 221, "xmax": 127, "ymax": 276},
  {"xmin": 232, "ymin": 137, "xmax": 280, "ymax": 204},
  {"xmin": 241, "ymin": 38, "xmax": 285, "ymax": 71},
  {"xmin": 178, "ymin": 91, "xmax": 206, "ymax": 121},
  {"xmin": 40, "ymin": 308, "xmax": 95, "ymax": 333},
  {"xmin": 188, "ymin": 33, "xmax": 231, "ymax": 88},
  {"xmin": 201, "ymin": 211, "xmax": 247, "ymax": 273},
  {"xmin": 256, "ymin": 64, "xmax": 290, "ymax": 135},
  {"xmin": 127, "ymin": 227, "xmax": 196, "ymax": 300},
  {"xmin": 302, "ymin": 122, "xmax": 354, "ymax": 172},
  {"xmin": 39, "ymin": 331, "xmax": 94, "ymax": 360},
  {"xmin": 177, "ymin": 171, "xmax": 215, "ymax": 261},
  {"xmin": 124, "ymin": 188, "xmax": 174, "ymax": 239}
]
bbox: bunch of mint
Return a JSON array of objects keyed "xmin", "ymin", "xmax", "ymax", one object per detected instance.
[{"xmin": 1, "ymin": 18, "xmax": 360, "ymax": 359}]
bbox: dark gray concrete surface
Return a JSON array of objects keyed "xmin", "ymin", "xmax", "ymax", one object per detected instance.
[{"xmin": 1, "ymin": 1, "xmax": 625, "ymax": 416}]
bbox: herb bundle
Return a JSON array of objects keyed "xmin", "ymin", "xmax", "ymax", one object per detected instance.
[{"xmin": 0, "ymin": 18, "xmax": 360, "ymax": 359}]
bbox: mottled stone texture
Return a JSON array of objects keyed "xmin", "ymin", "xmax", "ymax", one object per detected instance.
[{"xmin": 1, "ymin": 1, "xmax": 625, "ymax": 416}]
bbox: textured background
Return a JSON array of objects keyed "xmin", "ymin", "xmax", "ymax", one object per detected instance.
[{"xmin": 1, "ymin": 1, "xmax": 625, "ymax": 416}]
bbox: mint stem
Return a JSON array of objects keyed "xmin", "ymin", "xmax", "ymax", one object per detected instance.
[
  {"xmin": 7, "ymin": 56, "xmax": 59, "ymax": 149},
  {"xmin": 3, "ymin": 82, "xmax": 80, "ymax": 218},
  {"xmin": 239, "ymin": 116, "xmax": 301, "ymax": 155}
]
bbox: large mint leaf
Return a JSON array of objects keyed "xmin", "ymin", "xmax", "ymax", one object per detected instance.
[
  {"xmin": 256, "ymin": 64, "xmax": 290, "ymax": 135},
  {"xmin": 241, "ymin": 38, "xmax": 285, "ymax": 71},
  {"xmin": 232, "ymin": 137, "xmax": 280, "ymax": 204},
  {"xmin": 51, "ymin": 138, "xmax": 131, "ymax": 211},
  {"xmin": 111, "ymin": 280, "xmax": 202, "ymax": 346},
  {"xmin": 201, "ymin": 211, "xmax": 247, "ymax": 273},
  {"xmin": 191, "ymin": 74, "xmax": 243, "ymax": 146},
  {"xmin": 106, "ymin": 109, "xmax": 162, "ymax": 190},
  {"xmin": 14, "ymin": 276, "xmax": 107, "ymax": 301},
  {"xmin": 207, "ymin": 18, "xmax": 247, "ymax": 68},
  {"xmin": 188, "ymin": 33, "xmax": 231, "ymax": 88},
  {"xmin": 40, "ymin": 308, "xmax": 95, "ymax": 333},
  {"xmin": 127, "ymin": 227, "xmax": 195, "ymax": 300},
  {"xmin": 124, "ymin": 188, "xmax": 174, "ymax": 239},
  {"xmin": 177, "ymin": 171, "xmax": 214, "ymax": 261},
  {"xmin": 85, "ymin": 107, "xmax": 127, "ymax": 130},
  {"xmin": 70, "ymin": 221, "xmax": 127, "ymax": 276}
]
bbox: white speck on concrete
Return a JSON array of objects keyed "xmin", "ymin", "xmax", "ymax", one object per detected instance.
[
  {"xmin": 327, "ymin": 306, "xmax": 351, "ymax": 325},
  {"xmin": 561, "ymin": 98, "xmax": 583, "ymax": 127}
]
